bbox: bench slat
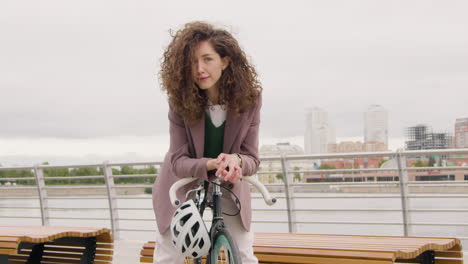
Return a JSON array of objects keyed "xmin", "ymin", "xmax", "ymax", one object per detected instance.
[
  {"xmin": 254, "ymin": 253, "xmax": 393, "ymax": 264},
  {"xmin": 140, "ymin": 233, "xmax": 463, "ymax": 264}
]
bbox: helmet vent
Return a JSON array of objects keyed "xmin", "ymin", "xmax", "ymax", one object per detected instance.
[
  {"xmin": 180, "ymin": 203, "xmax": 191, "ymax": 210},
  {"xmin": 185, "ymin": 234, "xmax": 191, "ymax": 247},
  {"xmin": 173, "ymin": 225, "xmax": 180, "ymax": 237},
  {"xmin": 180, "ymin": 212, "xmax": 192, "ymax": 225},
  {"xmin": 198, "ymin": 238, "xmax": 205, "ymax": 248},
  {"xmin": 191, "ymin": 222, "xmax": 200, "ymax": 236}
]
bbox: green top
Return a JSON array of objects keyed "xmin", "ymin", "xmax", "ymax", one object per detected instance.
[{"xmin": 204, "ymin": 114, "xmax": 225, "ymax": 159}]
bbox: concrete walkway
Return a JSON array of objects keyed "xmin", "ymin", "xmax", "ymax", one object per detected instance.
[{"xmin": 114, "ymin": 240, "xmax": 147, "ymax": 264}]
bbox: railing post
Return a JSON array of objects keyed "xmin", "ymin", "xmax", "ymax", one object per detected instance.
[
  {"xmin": 33, "ymin": 165, "xmax": 49, "ymax": 226},
  {"xmin": 396, "ymin": 150, "xmax": 411, "ymax": 236},
  {"xmin": 103, "ymin": 161, "xmax": 120, "ymax": 240},
  {"xmin": 280, "ymin": 154, "xmax": 296, "ymax": 233}
]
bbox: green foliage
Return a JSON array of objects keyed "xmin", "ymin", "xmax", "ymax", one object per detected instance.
[
  {"xmin": 412, "ymin": 160, "xmax": 428, "ymax": 167},
  {"xmin": 114, "ymin": 166, "xmax": 157, "ymax": 185},
  {"xmin": 0, "ymin": 169, "xmax": 35, "ymax": 185},
  {"xmin": 319, "ymin": 164, "xmax": 336, "ymax": 170},
  {"xmin": 1, "ymin": 163, "xmax": 158, "ymax": 186},
  {"xmin": 293, "ymin": 166, "xmax": 301, "ymax": 182},
  {"xmin": 428, "ymin": 156, "xmax": 436, "ymax": 167},
  {"xmin": 275, "ymin": 173, "xmax": 283, "ymax": 180},
  {"xmin": 378, "ymin": 159, "xmax": 388, "ymax": 167}
]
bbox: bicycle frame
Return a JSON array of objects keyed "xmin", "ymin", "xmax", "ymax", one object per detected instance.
[{"xmin": 169, "ymin": 176, "xmax": 276, "ymax": 263}]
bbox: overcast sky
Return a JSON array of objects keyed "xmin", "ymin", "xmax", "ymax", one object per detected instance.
[{"xmin": 1, "ymin": 0, "xmax": 467, "ymax": 164}]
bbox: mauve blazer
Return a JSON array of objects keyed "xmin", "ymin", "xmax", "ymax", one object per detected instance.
[{"xmin": 152, "ymin": 95, "xmax": 262, "ymax": 234}]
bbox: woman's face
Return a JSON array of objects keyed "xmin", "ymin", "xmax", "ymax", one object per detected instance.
[{"xmin": 192, "ymin": 40, "xmax": 229, "ymax": 91}]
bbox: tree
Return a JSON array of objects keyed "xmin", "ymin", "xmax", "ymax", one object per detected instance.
[
  {"xmin": 293, "ymin": 166, "xmax": 301, "ymax": 182},
  {"xmin": 275, "ymin": 173, "xmax": 283, "ymax": 181},
  {"xmin": 413, "ymin": 160, "xmax": 428, "ymax": 167}
]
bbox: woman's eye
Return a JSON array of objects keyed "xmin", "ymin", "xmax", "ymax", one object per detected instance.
[{"xmin": 205, "ymin": 58, "xmax": 212, "ymax": 62}]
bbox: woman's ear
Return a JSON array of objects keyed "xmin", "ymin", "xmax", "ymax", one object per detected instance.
[{"xmin": 222, "ymin": 56, "xmax": 230, "ymax": 70}]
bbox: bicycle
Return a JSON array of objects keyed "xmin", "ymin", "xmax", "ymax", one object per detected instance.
[{"xmin": 169, "ymin": 175, "xmax": 277, "ymax": 264}]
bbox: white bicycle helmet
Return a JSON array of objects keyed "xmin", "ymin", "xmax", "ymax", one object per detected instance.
[{"xmin": 170, "ymin": 199, "xmax": 211, "ymax": 258}]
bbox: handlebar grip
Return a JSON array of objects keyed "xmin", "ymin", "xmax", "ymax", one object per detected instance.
[
  {"xmin": 243, "ymin": 176, "xmax": 277, "ymax": 206},
  {"xmin": 169, "ymin": 177, "xmax": 198, "ymax": 207}
]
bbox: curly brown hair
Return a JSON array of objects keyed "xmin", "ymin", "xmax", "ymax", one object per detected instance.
[{"xmin": 159, "ymin": 21, "xmax": 262, "ymax": 124}]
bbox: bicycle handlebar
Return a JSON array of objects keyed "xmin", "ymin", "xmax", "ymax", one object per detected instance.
[{"xmin": 169, "ymin": 176, "xmax": 277, "ymax": 207}]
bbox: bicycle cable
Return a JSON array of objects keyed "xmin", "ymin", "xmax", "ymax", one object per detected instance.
[{"xmin": 209, "ymin": 181, "xmax": 242, "ymax": 216}]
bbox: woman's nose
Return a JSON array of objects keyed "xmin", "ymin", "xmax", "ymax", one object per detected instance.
[{"xmin": 197, "ymin": 63, "xmax": 205, "ymax": 74}]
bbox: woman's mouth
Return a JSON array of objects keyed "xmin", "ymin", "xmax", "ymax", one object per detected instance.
[{"xmin": 199, "ymin": 77, "xmax": 209, "ymax": 81}]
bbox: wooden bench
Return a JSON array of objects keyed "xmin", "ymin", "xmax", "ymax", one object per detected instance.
[
  {"xmin": 140, "ymin": 233, "xmax": 464, "ymax": 264},
  {"xmin": 0, "ymin": 225, "xmax": 113, "ymax": 264}
]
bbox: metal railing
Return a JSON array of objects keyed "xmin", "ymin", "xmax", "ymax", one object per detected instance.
[{"xmin": 0, "ymin": 149, "xmax": 467, "ymax": 242}]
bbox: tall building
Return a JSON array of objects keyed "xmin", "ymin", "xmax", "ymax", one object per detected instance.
[
  {"xmin": 454, "ymin": 118, "xmax": 468, "ymax": 148},
  {"xmin": 405, "ymin": 125, "xmax": 453, "ymax": 150},
  {"xmin": 304, "ymin": 107, "xmax": 336, "ymax": 154},
  {"xmin": 364, "ymin": 105, "xmax": 388, "ymax": 146}
]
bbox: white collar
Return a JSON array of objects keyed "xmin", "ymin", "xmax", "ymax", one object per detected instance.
[{"xmin": 206, "ymin": 101, "xmax": 226, "ymax": 128}]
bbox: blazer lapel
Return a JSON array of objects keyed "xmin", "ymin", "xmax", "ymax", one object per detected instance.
[
  {"xmin": 190, "ymin": 114, "xmax": 205, "ymax": 158},
  {"xmin": 223, "ymin": 110, "xmax": 243, "ymax": 153}
]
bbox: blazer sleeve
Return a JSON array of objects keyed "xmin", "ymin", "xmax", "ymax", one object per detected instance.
[
  {"xmin": 167, "ymin": 108, "xmax": 211, "ymax": 181},
  {"xmin": 238, "ymin": 95, "xmax": 262, "ymax": 176}
]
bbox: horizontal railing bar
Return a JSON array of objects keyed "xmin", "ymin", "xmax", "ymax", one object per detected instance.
[
  {"xmin": 40, "ymin": 164, "xmax": 103, "ymax": 169},
  {"xmin": 0, "ymin": 177, "xmax": 36, "ymax": 181},
  {"xmin": 292, "ymin": 221, "xmax": 468, "ymax": 226},
  {"xmin": 284, "ymin": 195, "xmax": 401, "ymax": 199},
  {"xmin": 0, "ymin": 197, "xmax": 38, "ymax": 199},
  {"xmin": 256, "ymin": 171, "xmax": 283, "ymax": 174},
  {"xmin": 47, "ymin": 217, "xmax": 110, "ymax": 220},
  {"xmin": 408, "ymin": 181, "xmax": 468, "ymax": 185},
  {"xmin": 0, "ymin": 216, "xmax": 41, "ymax": 219},
  {"xmin": 254, "ymin": 208, "xmax": 468, "ymax": 213},
  {"xmin": 1, "ymin": 150, "xmax": 466, "ymax": 170},
  {"xmin": 117, "ymin": 228, "xmax": 156, "ymax": 232},
  {"xmin": 116, "ymin": 218, "xmax": 155, "ymax": 221},
  {"xmin": 290, "ymin": 182, "xmax": 402, "ymax": 186},
  {"xmin": 44, "ymin": 176, "xmax": 105, "ymax": 180},
  {"xmin": 47, "ymin": 207, "xmax": 109, "ymax": 210},
  {"xmin": 293, "ymin": 168, "xmax": 400, "ymax": 174},
  {"xmin": 260, "ymin": 153, "xmax": 393, "ymax": 161},
  {"xmin": 399, "ymin": 149, "xmax": 468, "ymax": 156},
  {"xmin": 113, "ymin": 196, "xmax": 152, "ymax": 199},
  {"xmin": 112, "ymin": 185, "xmax": 152, "ymax": 189},
  {"xmin": 44, "ymin": 186, "xmax": 106, "ymax": 189},
  {"xmin": 294, "ymin": 221, "xmax": 402, "ymax": 225},
  {"xmin": 117, "ymin": 208, "xmax": 154, "ymax": 210},
  {"xmin": 0, "ymin": 206, "xmax": 40, "ymax": 209},
  {"xmin": 272, "ymin": 149, "xmax": 468, "ymax": 161},
  {"xmin": 252, "ymin": 194, "xmax": 468, "ymax": 199},
  {"xmin": 112, "ymin": 174, "xmax": 157, "ymax": 179},
  {"xmin": 0, "ymin": 186, "xmax": 37, "ymax": 190},
  {"xmin": 406, "ymin": 166, "xmax": 468, "ymax": 171},
  {"xmin": 407, "ymin": 194, "xmax": 468, "ymax": 198},
  {"xmin": 106, "ymin": 161, "xmax": 163, "ymax": 167},
  {"xmin": 47, "ymin": 197, "xmax": 108, "ymax": 200},
  {"xmin": 409, "ymin": 222, "xmax": 468, "ymax": 226},
  {"xmin": 0, "ymin": 167, "xmax": 35, "ymax": 171}
]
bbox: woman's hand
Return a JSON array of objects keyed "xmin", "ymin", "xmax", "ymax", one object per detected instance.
[{"xmin": 214, "ymin": 153, "xmax": 242, "ymax": 183}]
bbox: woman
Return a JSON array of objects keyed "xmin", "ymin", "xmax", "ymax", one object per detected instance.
[{"xmin": 152, "ymin": 21, "xmax": 262, "ymax": 264}]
